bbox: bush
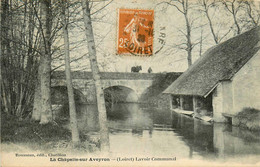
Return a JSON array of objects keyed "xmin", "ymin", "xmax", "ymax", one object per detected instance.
[{"xmin": 234, "ymin": 107, "xmax": 260, "ymax": 131}]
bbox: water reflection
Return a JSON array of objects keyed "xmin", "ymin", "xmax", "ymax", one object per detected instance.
[
  {"xmin": 79, "ymin": 103, "xmax": 260, "ymax": 161},
  {"xmin": 213, "ymin": 123, "xmax": 260, "ymax": 158},
  {"xmin": 171, "ymin": 113, "xmax": 215, "ymax": 159},
  {"xmin": 108, "ymin": 103, "xmax": 153, "ymax": 136}
]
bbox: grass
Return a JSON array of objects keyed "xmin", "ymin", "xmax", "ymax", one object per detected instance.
[
  {"xmin": 1, "ymin": 112, "xmax": 96, "ymax": 153},
  {"xmin": 234, "ymin": 107, "xmax": 260, "ymax": 131}
]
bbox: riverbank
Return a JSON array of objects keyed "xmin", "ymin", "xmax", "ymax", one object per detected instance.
[{"xmin": 1, "ymin": 112, "xmax": 97, "ymax": 153}]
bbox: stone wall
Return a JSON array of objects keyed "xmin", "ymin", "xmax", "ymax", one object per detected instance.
[
  {"xmin": 212, "ymin": 51, "xmax": 260, "ymax": 122},
  {"xmin": 232, "ymin": 51, "xmax": 260, "ymax": 114},
  {"xmin": 212, "ymin": 84, "xmax": 225, "ymax": 122}
]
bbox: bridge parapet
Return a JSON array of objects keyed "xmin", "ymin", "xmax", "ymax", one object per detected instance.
[{"xmin": 51, "ymin": 71, "xmax": 180, "ymax": 80}]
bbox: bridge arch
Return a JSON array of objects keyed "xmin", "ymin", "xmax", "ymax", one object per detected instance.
[
  {"xmin": 104, "ymin": 85, "xmax": 139, "ymax": 103},
  {"xmin": 101, "ymin": 79, "xmax": 153, "ymax": 101},
  {"xmin": 102, "ymin": 80, "xmax": 139, "ymax": 91}
]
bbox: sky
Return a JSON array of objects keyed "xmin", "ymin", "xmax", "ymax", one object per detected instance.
[{"xmin": 52, "ymin": 0, "xmax": 259, "ymax": 73}]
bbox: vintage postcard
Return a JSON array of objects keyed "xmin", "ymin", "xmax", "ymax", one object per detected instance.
[{"xmin": 1, "ymin": 0, "xmax": 260, "ymax": 167}]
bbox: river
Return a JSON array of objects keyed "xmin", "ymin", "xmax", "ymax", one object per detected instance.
[{"xmin": 78, "ymin": 103, "xmax": 260, "ymax": 163}]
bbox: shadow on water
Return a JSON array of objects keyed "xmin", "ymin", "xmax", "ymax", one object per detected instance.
[
  {"xmin": 108, "ymin": 103, "xmax": 153, "ymax": 137},
  {"xmin": 79, "ymin": 102, "xmax": 260, "ymax": 160},
  {"xmin": 171, "ymin": 112, "xmax": 215, "ymax": 158}
]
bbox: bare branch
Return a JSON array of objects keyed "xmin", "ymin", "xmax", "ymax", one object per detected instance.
[
  {"xmin": 157, "ymin": 1, "xmax": 184, "ymax": 14},
  {"xmin": 90, "ymin": 0, "xmax": 113, "ymax": 15}
]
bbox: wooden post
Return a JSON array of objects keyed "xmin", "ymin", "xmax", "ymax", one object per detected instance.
[
  {"xmin": 170, "ymin": 95, "xmax": 173, "ymax": 109},
  {"xmin": 193, "ymin": 96, "xmax": 198, "ymax": 112},
  {"xmin": 180, "ymin": 96, "xmax": 184, "ymax": 110}
]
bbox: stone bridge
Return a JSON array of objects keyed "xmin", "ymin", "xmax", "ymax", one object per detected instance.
[{"xmin": 51, "ymin": 71, "xmax": 181, "ymax": 103}]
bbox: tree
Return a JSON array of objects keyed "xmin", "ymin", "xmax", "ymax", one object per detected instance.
[
  {"xmin": 32, "ymin": 0, "xmax": 64, "ymax": 124},
  {"xmin": 242, "ymin": 0, "xmax": 260, "ymax": 27},
  {"xmin": 163, "ymin": 0, "xmax": 195, "ymax": 66},
  {"xmin": 198, "ymin": 0, "xmax": 234, "ymax": 44},
  {"xmin": 1, "ymin": 0, "xmax": 40, "ymax": 118},
  {"xmin": 36, "ymin": 0, "xmax": 53, "ymax": 124},
  {"xmin": 199, "ymin": 0, "xmax": 219, "ymax": 44},
  {"xmin": 32, "ymin": 63, "xmax": 42, "ymax": 121},
  {"xmin": 61, "ymin": 0, "xmax": 80, "ymax": 145},
  {"xmin": 0, "ymin": 1, "xmax": 2, "ymax": 114},
  {"xmin": 81, "ymin": 0, "xmax": 110, "ymax": 151},
  {"xmin": 221, "ymin": 0, "xmax": 244, "ymax": 35}
]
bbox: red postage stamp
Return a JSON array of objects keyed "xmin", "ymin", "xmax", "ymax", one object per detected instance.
[{"xmin": 117, "ymin": 9, "xmax": 154, "ymax": 56}]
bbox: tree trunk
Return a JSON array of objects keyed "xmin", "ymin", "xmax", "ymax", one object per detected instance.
[
  {"xmin": 231, "ymin": 1, "xmax": 241, "ymax": 35},
  {"xmin": 204, "ymin": 4, "xmax": 218, "ymax": 44},
  {"xmin": 1, "ymin": 0, "xmax": 13, "ymax": 114},
  {"xmin": 81, "ymin": 0, "xmax": 110, "ymax": 152},
  {"xmin": 32, "ymin": 65, "xmax": 42, "ymax": 121},
  {"xmin": 1, "ymin": 0, "xmax": 7, "ymax": 113},
  {"xmin": 233, "ymin": 14, "xmax": 241, "ymax": 35},
  {"xmin": 184, "ymin": 13, "xmax": 192, "ymax": 67},
  {"xmin": 0, "ymin": 0, "xmax": 3, "ymax": 113},
  {"xmin": 39, "ymin": 0, "xmax": 52, "ymax": 124},
  {"xmin": 199, "ymin": 28, "xmax": 203, "ymax": 57},
  {"xmin": 207, "ymin": 16, "xmax": 218, "ymax": 44},
  {"xmin": 31, "ymin": 0, "xmax": 42, "ymax": 121},
  {"xmin": 62, "ymin": 0, "xmax": 80, "ymax": 145}
]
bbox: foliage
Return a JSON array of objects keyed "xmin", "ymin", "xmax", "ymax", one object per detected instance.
[
  {"xmin": 234, "ymin": 107, "xmax": 260, "ymax": 131},
  {"xmin": 1, "ymin": 0, "xmax": 41, "ymax": 118},
  {"xmin": 1, "ymin": 112, "xmax": 71, "ymax": 143},
  {"xmin": 140, "ymin": 73, "xmax": 181, "ymax": 102}
]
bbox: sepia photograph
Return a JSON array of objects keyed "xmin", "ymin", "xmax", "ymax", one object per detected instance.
[{"xmin": 1, "ymin": 0, "xmax": 260, "ymax": 166}]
